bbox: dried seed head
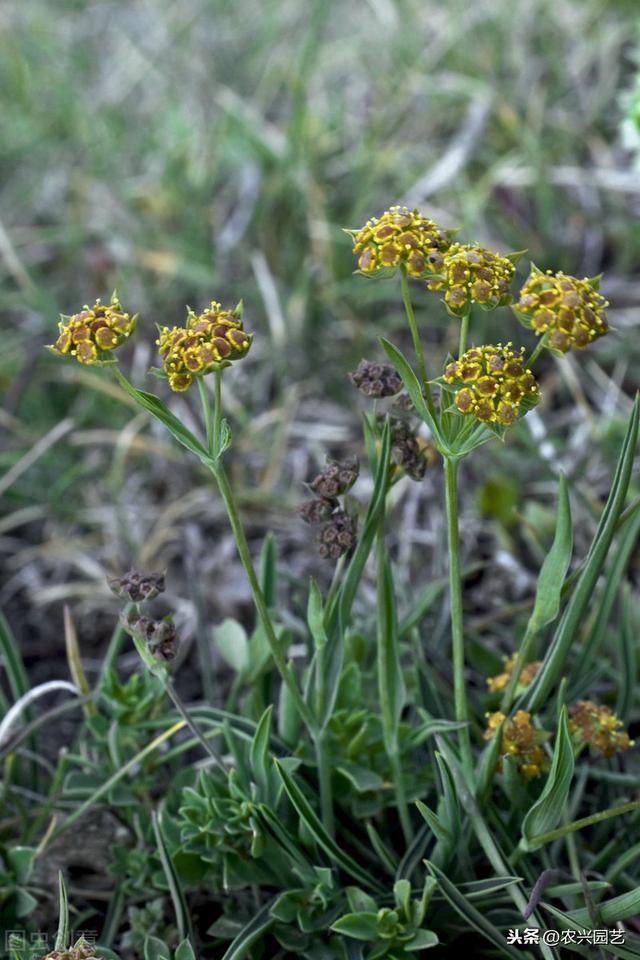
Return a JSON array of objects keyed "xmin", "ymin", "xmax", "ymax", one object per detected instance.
[
  {"xmin": 33, "ymin": 939, "xmax": 97, "ymax": 960},
  {"xmin": 427, "ymin": 243, "xmax": 515, "ymax": 315},
  {"xmin": 349, "ymin": 359, "xmax": 403, "ymax": 398},
  {"xmin": 49, "ymin": 293, "xmax": 137, "ymax": 365},
  {"xmin": 514, "ymin": 270, "xmax": 609, "ymax": 352},
  {"xmin": 121, "ymin": 611, "xmax": 178, "ymax": 662},
  {"xmin": 387, "ymin": 417, "xmax": 438, "ymax": 481},
  {"xmin": 484, "ymin": 710, "xmax": 549, "ymax": 779},
  {"xmin": 443, "ymin": 344, "xmax": 539, "ymax": 426},
  {"xmin": 309, "ymin": 458, "xmax": 359, "ymax": 498},
  {"xmin": 108, "ymin": 569, "xmax": 166, "ymax": 602},
  {"xmin": 568, "ymin": 700, "xmax": 634, "ymax": 758},
  {"xmin": 299, "ymin": 497, "xmax": 338, "ymax": 524},
  {"xmin": 351, "ymin": 206, "xmax": 450, "ymax": 278},
  {"xmin": 317, "ymin": 510, "xmax": 358, "ymax": 560},
  {"xmin": 486, "ymin": 653, "xmax": 541, "ymax": 693},
  {"xmin": 157, "ymin": 300, "xmax": 252, "ymax": 392}
]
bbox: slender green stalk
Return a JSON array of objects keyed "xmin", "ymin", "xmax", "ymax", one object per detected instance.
[
  {"xmin": 525, "ymin": 799, "xmax": 640, "ymax": 848},
  {"xmin": 376, "ymin": 521, "xmax": 411, "ymax": 845},
  {"xmin": 443, "ymin": 457, "xmax": 473, "ymax": 782},
  {"xmin": 499, "ymin": 622, "xmax": 536, "ymax": 712},
  {"xmin": 525, "ymin": 331, "xmax": 549, "ymax": 369},
  {"xmin": 197, "ymin": 376, "xmax": 215, "ymax": 455},
  {"xmin": 399, "ymin": 266, "xmax": 439, "ymax": 425},
  {"xmin": 164, "ymin": 679, "xmax": 223, "ymax": 771},
  {"xmin": 458, "ymin": 310, "xmax": 470, "ymax": 357},
  {"xmin": 198, "ymin": 383, "xmax": 317, "ymax": 735}
]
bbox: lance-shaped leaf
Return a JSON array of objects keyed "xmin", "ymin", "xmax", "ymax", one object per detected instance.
[
  {"xmin": 379, "ymin": 338, "xmax": 447, "ymax": 452},
  {"xmin": 521, "ymin": 707, "xmax": 574, "ymax": 851},
  {"xmin": 527, "ymin": 472, "xmax": 572, "ymax": 632},
  {"xmin": 524, "ymin": 396, "xmax": 639, "ymax": 712}
]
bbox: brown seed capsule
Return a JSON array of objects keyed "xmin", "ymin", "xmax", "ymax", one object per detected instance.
[
  {"xmin": 349, "ymin": 359, "xmax": 403, "ymax": 398},
  {"xmin": 108, "ymin": 569, "xmax": 166, "ymax": 602}
]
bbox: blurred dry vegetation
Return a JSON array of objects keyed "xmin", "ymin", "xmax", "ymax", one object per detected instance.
[{"xmin": 1, "ymin": 0, "xmax": 639, "ymax": 691}]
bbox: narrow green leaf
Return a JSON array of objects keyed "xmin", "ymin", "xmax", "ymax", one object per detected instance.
[
  {"xmin": 0, "ymin": 609, "xmax": 29, "ymax": 704},
  {"xmin": 528, "ymin": 473, "xmax": 572, "ymax": 632},
  {"xmin": 274, "ymin": 760, "xmax": 384, "ymax": 892},
  {"xmin": 542, "ymin": 902, "xmax": 640, "ymax": 958},
  {"xmin": 54, "ymin": 871, "xmax": 69, "ymax": 951},
  {"xmin": 377, "ymin": 552, "xmax": 405, "ymax": 754},
  {"xmin": 415, "ymin": 800, "xmax": 453, "ymax": 845},
  {"xmin": 379, "ymin": 339, "xmax": 446, "ymax": 451},
  {"xmin": 250, "ymin": 706, "xmax": 273, "ymax": 798},
  {"xmin": 424, "ymin": 861, "xmax": 523, "ymax": 959},
  {"xmin": 521, "ymin": 707, "xmax": 574, "ymax": 850},
  {"xmin": 220, "ymin": 898, "xmax": 275, "ymax": 960},
  {"xmin": 525, "ymin": 397, "xmax": 639, "ymax": 711},
  {"xmin": 151, "ymin": 809, "xmax": 192, "ymax": 942},
  {"xmin": 307, "ymin": 579, "xmax": 328, "ymax": 651},
  {"xmin": 112, "ymin": 367, "xmax": 210, "ymax": 463}
]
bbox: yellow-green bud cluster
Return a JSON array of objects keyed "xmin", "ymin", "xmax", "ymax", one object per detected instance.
[
  {"xmin": 351, "ymin": 206, "xmax": 450, "ymax": 277},
  {"xmin": 443, "ymin": 344, "xmax": 539, "ymax": 426},
  {"xmin": 426, "ymin": 243, "xmax": 515, "ymax": 315},
  {"xmin": 484, "ymin": 710, "xmax": 549, "ymax": 779},
  {"xmin": 568, "ymin": 700, "xmax": 634, "ymax": 758},
  {"xmin": 514, "ymin": 270, "xmax": 609, "ymax": 353},
  {"xmin": 51, "ymin": 294, "xmax": 136, "ymax": 364},
  {"xmin": 157, "ymin": 300, "xmax": 252, "ymax": 392},
  {"xmin": 486, "ymin": 653, "xmax": 541, "ymax": 694}
]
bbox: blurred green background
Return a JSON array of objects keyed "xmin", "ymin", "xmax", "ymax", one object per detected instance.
[{"xmin": 1, "ymin": 0, "xmax": 639, "ymax": 666}]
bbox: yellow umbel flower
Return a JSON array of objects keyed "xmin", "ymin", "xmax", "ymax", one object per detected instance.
[
  {"xmin": 486, "ymin": 653, "xmax": 541, "ymax": 693},
  {"xmin": 50, "ymin": 293, "xmax": 137, "ymax": 365},
  {"xmin": 568, "ymin": 700, "xmax": 634, "ymax": 758},
  {"xmin": 442, "ymin": 344, "xmax": 539, "ymax": 426},
  {"xmin": 350, "ymin": 206, "xmax": 450, "ymax": 278},
  {"xmin": 513, "ymin": 269, "xmax": 609, "ymax": 353},
  {"xmin": 426, "ymin": 243, "xmax": 515, "ymax": 316},
  {"xmin": 157, "ymin": 300, "xmax": 252, "ymax": 392},
  {"xmin": 484, "ymin": 710, "xmax": 549, "ymax": 779}
]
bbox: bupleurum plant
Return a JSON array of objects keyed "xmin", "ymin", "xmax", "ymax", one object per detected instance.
[{"xmin": 4, "ymin": 201, "xmax": 639, "ymax": 960}]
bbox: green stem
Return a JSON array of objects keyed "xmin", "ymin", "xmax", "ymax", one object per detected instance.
[
  {"xmin": 443, "ymin": 457, "xmax": 473, "ymax": 782},
  {"xmin": 376, "ymin": 519, "xmax": 411, "ymax": 845},
  {"xmin": 199, "ymin": 382, "xmax": 316, "ymax": 735},
  {"xmin": 211, "ymin": 463, "xmax": 316, "ymax": 732},
  {"xmin": 197, "ymin": 376, "xmax": 215, "ymax": 455},
  {"xmin": 525, "ymin": 332, "xmax": 549, "ymax": 369},
  {"xmin": 499, "ymin": 622, "xmax": 536, "ymax": 713},
  {"xmin": 213, "ymin": 367, "xmax": 222, "ymax": 456},
  {"xmin": 314, "ymin": 728, "xmax": 335, "ymax": 838},
  {"xmin": 458, "ymin": 310, "xmax": 470, "ymax": 357},
  {"xmin": 525, "ymin": 799, "xmax": 640, "ymax": 848},
  {"xmin": 399, "ymin": 266, "xmax": 439, "ymax": 426},
  {"xmin": 164, "ymin": 679, "xmax": 223, "ymax": 771}
]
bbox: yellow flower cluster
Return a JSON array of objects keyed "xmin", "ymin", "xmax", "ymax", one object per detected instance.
[
  {"xmin": 351, "ymin": 206, "xmax": 450, "ymax": 277},
  {"xmin": 568, "ymin": 700, "xmax": 634, "ymax": 758},
  {"xmin": 484, "ymin": 710, "xmax": 548, "ymax": 779},
  {"xmin": 51, "ymin": 294, "xmax": 136, "ymax": 364},
  {"xmin": 443, "ymin": 344, "xmax": 539, "ymax": 426},
  {"xmin": 486, "ymin": 653, "xmax": 541, "ymax": 693},
  {"xmin": 426, "ymin": 243, "xmax": 515, "ymax": 316},
  {"xmin": 157, "ymin": 301, "xmax": 252, "ymax": 392},
  {"xmin": 513, "ymin": 270, "xmax": 609, "ymax": 353}
]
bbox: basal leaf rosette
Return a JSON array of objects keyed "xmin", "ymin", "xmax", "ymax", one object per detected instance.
[
  {"xmin": 349, "ymin": 205, "xmax": 451, "ymax": 278},
  {"xmin": 157, "ymin": 299, "xmax": 252, "ymax": 392},
  {"xmin": 513, "ymin": 267, "xmax": 610, "ymax": 354},
  {"xmin": 442, "ymin": 344, "xmax": 539, "ymax": 427},
  {"xmin": 49, "ymin": 292, "xmax": 137, "ymax": 365},
  {"xmin": 426, "ymin": 243, "xmax": 517, "ymax": 316}
]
